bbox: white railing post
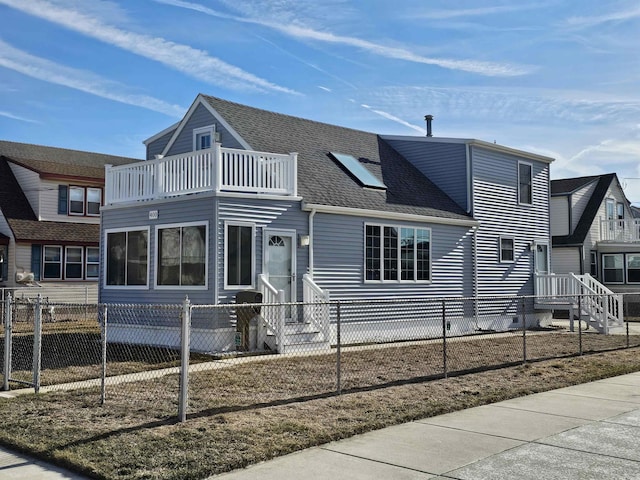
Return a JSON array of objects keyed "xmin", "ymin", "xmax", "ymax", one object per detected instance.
[
  {"xmin": 104, "ymin": 164, "xmax": 113, "ymax": 205},
  {"xmin": 277, "ymin": 290, "xmax": 285, "ymax": 353},
  {"xmin": 214, "ymin": 143, "xmax": 222, "ymax": 192},
  {"xmin": 179, "ymin": 296, "xmax": 191, "ymax": 422},
  {"xmin": 3, "ymin": 292, "xmax": 12, "ymax": 391},
  {"xmin": 33, "ymin": 294, "xmax": 42, "ymax": 394},
  {"xmin": 290, "ymin": 152, "xmax": 298, "ymax": 196}
]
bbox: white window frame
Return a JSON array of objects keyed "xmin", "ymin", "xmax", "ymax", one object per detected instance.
[
  {"xmin": 517, "ymin": 161, "xmax": 533, "ymax": 206},
  {"xmin": 626, "ymin": 253, "xmax": 640, "ymax": 284},
  {"xmin": 589, "ymin": 251, "xmax": 598, "ymax": 278},
  {"xmin": 193, "ymin": 125, "xmax": 215, "ymax": 151},
  {"xmin": 224, "ymin": 222, "xmax": 255, "ymax": 290},
  {"xmin": 43, "ymin": 245, "xmax": 63, "ymax": 280},
  {"xmin": 64, "ymin": 246, "xmax": 84, "ymax": 280},
  {"xmin": 86, "ymin": 187, "xmax": 102, "ymax": 216},
  {"xmin": 364, "ymin": 222, "xmax": 431, "ymax": 284},
  {"xmin": 103, "ymin": 226, "xmax": 150, "ymax": 289},
  {"xmin": 86, "ymin": 247, "xmax": 100, "ymax": 279},
  {"xmin": 68, "ymin": 186, "xmax": 86, "ymax": 216},
  {"xmin": 155, "ymin": 221, "xmax": 208, "ymax": 290},
  {"xmin": 602, "ymin": 253, "xmax": 624, "ymax": 284},
  {"xmin": 499, "ymin": 236, "xmax": 515, "ymax": 263}
]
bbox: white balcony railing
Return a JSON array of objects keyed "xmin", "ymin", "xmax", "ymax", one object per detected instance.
[
  {"xmin": 105, "ymin": 144, "xmax": 298, "ymax": 205},
  {"xmin": 600, "ymin": 219, "xmax": 640, "ymax": 242}
]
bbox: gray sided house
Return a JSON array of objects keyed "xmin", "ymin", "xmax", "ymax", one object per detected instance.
[
  {"xmin": 551, "ymin": 173, "xmax": 640, "ymax": 291},
  {"xmin": 0, "ymin": 140, "xmax": 140, "ymax": 301},
  {"xmin": 100, "ymin": 94, "xmax": 553, "ymax": 352}
]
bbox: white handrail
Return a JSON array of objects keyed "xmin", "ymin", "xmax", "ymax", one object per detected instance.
[
  {"xmin": 258, "ymin": 274, "xmax": 286, "ymax": 352},
  {"xmin": 302, "ymin": 274, "xmax": 330, "ymax": 342}
]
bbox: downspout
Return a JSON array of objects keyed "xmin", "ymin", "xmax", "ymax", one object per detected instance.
[
  {"xmin": 214, "ymin": 198, "xmax": 219, "ymax": 305},
  {"xmin": 465, "ymin": 144, "xmax": 473, "ymax": 214},
  {"xmin": 308, "ymin": 209, "xmax": 316, "ymax": 275}
]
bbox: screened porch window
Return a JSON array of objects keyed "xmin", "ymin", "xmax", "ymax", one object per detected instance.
[
  {"xmin": 157, "ymin": 223, "xmax": 207, "ymax": 287},
  {"xmin": 225, "ymin": 223, "xmax": 254, "ymax": 288},
  {"xmin": 106, "ymin": 229, "xmax": 148, "ymax": 286},
  {"xmin": 366, "ymin": 223, "xmax": 430, "ymax": 282}
]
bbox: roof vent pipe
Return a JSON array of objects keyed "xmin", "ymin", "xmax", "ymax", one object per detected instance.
[{"xmin": 424, "ymin": 115, "xmax": 434, "ymax": 137}]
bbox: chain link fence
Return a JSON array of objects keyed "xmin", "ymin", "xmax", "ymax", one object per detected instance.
[{"xmin": 2, "ymin": 292, "xmax": 640, "ymax": 423}]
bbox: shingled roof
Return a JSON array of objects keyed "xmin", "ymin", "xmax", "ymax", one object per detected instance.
[
  {"xmin": 552, "ymin": 173, "xmax": 618, "ymax": 246},
  {"xmin": 200, "ymin": 95, "xmax": 472, "ymax": 223},
  {"xmin": 0, "ymin": 140, "xmax": 140, "ymax": 180}
]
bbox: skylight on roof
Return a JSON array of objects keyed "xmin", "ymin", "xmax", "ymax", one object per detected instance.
[{"xmin": 329, "ymin": 152, "xmax": 386, "ymax": 190}]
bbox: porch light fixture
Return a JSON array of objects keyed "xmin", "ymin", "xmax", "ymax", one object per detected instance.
[{"xmin": 299, "ymin": 234, "xmax": 310, "ymax": 247}]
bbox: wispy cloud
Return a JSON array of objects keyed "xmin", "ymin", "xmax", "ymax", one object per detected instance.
[
  {"xmin": 318, "ymin": 86, "xmax": 332, "ymax": 92},
  {"xmin": 0, "ymin": 109, "xmax": 40, "ymax": 123},
  {"xmin": 412, "ymin": 4, "xmax": 544, "ymax": 20},
  {"xmin": 155, "ymin": 0, "xmax": 535, "ymax": 77},
  {"xmin": 0, "ymin": 38, "xmax": 185, "ymax": 117},
  {"xmin": 567, "ymin": 6, "xmax": 640, "ymax": 28},
  {"xmin": 0, "ymin": 0, "xmax": 298, "ymax": 95},
  {"xmin": 360, "ymin": 104, "xmax": 424, "ymax": 134}
]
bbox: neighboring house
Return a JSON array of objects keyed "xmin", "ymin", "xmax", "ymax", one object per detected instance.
[
  {"xmin": 551, "ymin": 173, "xmax": 639, "ymax": 291},
  {"xmin": 0, "ymin": 140, "xmax": 140, "ymax": 299},
  {"xmin": 100, "ymin": 94, "xmax": 553, "ymax": 352}
]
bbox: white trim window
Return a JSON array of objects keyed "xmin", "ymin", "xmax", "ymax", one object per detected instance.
[
  {"xmin": 366, "ymin": 223, "xmax": 431, "ymax": 282},
  {"xmin": 156, "ymin": 222, "xmax": 208, "ymax": 288},
  {"xmin": 69, "ymin": 186, "xmax": 86, "ymax": 215},
  {"xmin": 86, "ymin": 247, "xmax": 100, "ymax": 279},
  {"xmin": 193, "ymin": 125, "xmax": 214, "ymax": 151},
  {"xmin": 225, "ymin": 222, "xmax": 254, "ymax": 289},
  {"xmin": 105, "ymin": 228, "xmax": 149, "ymax": 287},
  {"xmin": 518, "ymin": 162, "xmax": 533, "ymax": 205},
  {"xmin": 602, "ymin": 254, "xmax": 624, "ymax": 284},
  {"xmin": 87, "ymin": 188, "xmax": 102, "ymax": 216},
  {"xmin": 67, "ymin": 186, "xmax": 102, "ymax": 216},
  {"xmin": 65, "ymin": 246, "xmax": 83, "ymax": 279},
  {"xmin": 626, "ymin": 254, "xmax": 640, "ymax": 284},
  {"xmin": 43, "ymin": 246, "xmax": 62, "ymax": 280},
  {"xmin": 499, "ymin": 237, "xmax": 515, "ymax": 263}
]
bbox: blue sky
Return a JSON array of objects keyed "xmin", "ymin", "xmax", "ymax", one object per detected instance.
[{"xmin": 1, "ymin": 0, "xmax": 639, "ymax": 202}]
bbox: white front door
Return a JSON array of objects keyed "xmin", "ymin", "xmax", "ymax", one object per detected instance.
[{"xmin": 264, "ymin": 230, "xmax": 296, "ymax": 305}]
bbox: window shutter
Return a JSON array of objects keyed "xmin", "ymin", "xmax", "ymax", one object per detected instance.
[
  {"xmin": 31, "ymin": 244, "xmax": 42, "ymax": 281},
  {"xmin": 58, "ymin": 185, "xmax": 68, "ymax": 214}
]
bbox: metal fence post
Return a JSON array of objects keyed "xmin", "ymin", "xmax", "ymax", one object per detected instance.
[
  {"xmin": 178, "ymin": 296, "xmax": 191, "ymax": 422},
  {"xmin": 336, "ymin": 301, "xmax": 342, "ymax": 395},
  {"xmin": 624, "ymin": 294, "xmax": 629, "ymax": 349},
  {"xmin": 100, "ymin": 304, "xmax": 108, "ymax": 405},
  {"xmin": 578, "ymin": 295, "xmax": 583, "ymax": 356},
  {"xmin": 3, "ymin": 293, "xmax": 12, "ymax": 391},
  {"xmin": 521, "ymin": 297, "xmax": 526, "ymax": 365},
  {"xmin": 442, "ymin": 299, "xmax": 447, "ymax": 379},
  {"xmin": 33, "ymin": 294, "xmax": 43, "ymax": 394}
]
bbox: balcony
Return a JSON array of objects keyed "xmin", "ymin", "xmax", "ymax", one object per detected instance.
[
  {"xmin": 600, "ymin": 219, "xmax": 640, "ymax": 243},
  {"xmin": 105, "ymin": 145, "xmax": 298, "ymax": 205}
]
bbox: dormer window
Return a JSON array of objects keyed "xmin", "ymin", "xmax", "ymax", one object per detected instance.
[{"xmin": 193, "ymin": 125, "xmax": 215, "ymax": 151}]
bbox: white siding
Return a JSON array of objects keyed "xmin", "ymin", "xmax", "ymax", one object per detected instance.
[
  {"xmin": 9, "ymin": 163, "xmax": 40, "ymax": 216},
  {"xmin": 571, "ymin": 180, "xmax": 597, "ymax": 233},
  {"xmin": 550, "ymin": 196, "xmax": 569, "ymax": 236},
  {"xmin": 14, "ymin": 243, "xmax": 31, "ymax": 275},
  {"xmin": 551, "ymin": 247, "xmax": 580, "ymax": 274}
]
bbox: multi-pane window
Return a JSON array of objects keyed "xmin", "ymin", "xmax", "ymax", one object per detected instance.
[
  {"xmin": 366, "ymin": 224, "xmax": 430, "ymax": 282},
  {"xmin": 65, "ymin": 246, "xmax": 83, "ymax": 279},
  {"xmin": 66, "ymin": 186, "xmax": 102, "ymax": 216},
  {"xmin": 602, "ymin": 254, "xmax": 624, "ymax": 283},
  {"xmin": 518, "ymin": 162, "xmax": 532, "ymax": 205},
  {"xmin": 106, "ymin": 229, "xmax": 148, "ymax": 286},
  {"xmin": 193, "ymin": 126, "xmax": 214, "ymax": 151},
  {"xmin": 43, "ymin": 246, "xmax": 62, "ymax": 279},
  {"xmin": 499, "ymin": 237, "xmax": 515, "ymax": 262},
  {"xmin": 225, "ymin": 223, "xmax": 253, "ymax": 287},
  {"xmin": 86, "ymin": 247, "xmax": 100, "ymax": 279},
  {"xmin": 157, "ymin": 224, "xmax": 207, "ymax": 287}
]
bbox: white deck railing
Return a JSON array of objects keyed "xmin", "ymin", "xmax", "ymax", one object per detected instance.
[
  {"xmin": 600, "ymin": 219, "xmax": 640, "ymax": 242},
  {"xmin": 105, "ymin": 144, "xmax": 297, "ymax": 205},
  {"xmin": 302, "ymin": 273, "xmax": 330, "ymax": 342}
]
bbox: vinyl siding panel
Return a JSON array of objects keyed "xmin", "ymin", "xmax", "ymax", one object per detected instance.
[
  {"xmin": 571, "ymin": 181, "xmax": 597, "ymax": 233},
  {"xmin": 165, "ymin": 104, "xmax": 243, "ymax": 157},
  {"xmin": 383, "ymin": 138, "xmax": 468, "ymax": 211},
  {"xmin": 146, "ymin": 129, "xmax": 176, "ymax": 160},
  {"xmin": 217, "ymin": 198, "xmax": 307, "ymax": 304},
  {"xmin": 471, "ymin": 146, "xmax": 550, "ymax": 297},
  {"xmin": 551, "ymin": 247, "xmax": 581, "ymax": 274},
  {"xmin": 9, "ymin": 163, "xmax": 40, "ymax": 216},
  {"xmin": 550, "ymin": 196, "xmax": 569, "ymax": 236},
  {"xmin": 311, "ymin": 212, "xmax": 473, "ymax": 299}
]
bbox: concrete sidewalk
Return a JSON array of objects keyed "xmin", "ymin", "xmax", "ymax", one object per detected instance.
[
  {"xmin": 214, "ymin": 372, "xmax": 640, "ymax": 479},
  {"xmin": 1, "ymin": 372, "xmax": 639, "ymax": 479}
]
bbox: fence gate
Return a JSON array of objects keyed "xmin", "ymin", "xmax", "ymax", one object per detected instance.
[{"xmin": 2, "ymin": 293, "xmax": 44, "ymax": 392}]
